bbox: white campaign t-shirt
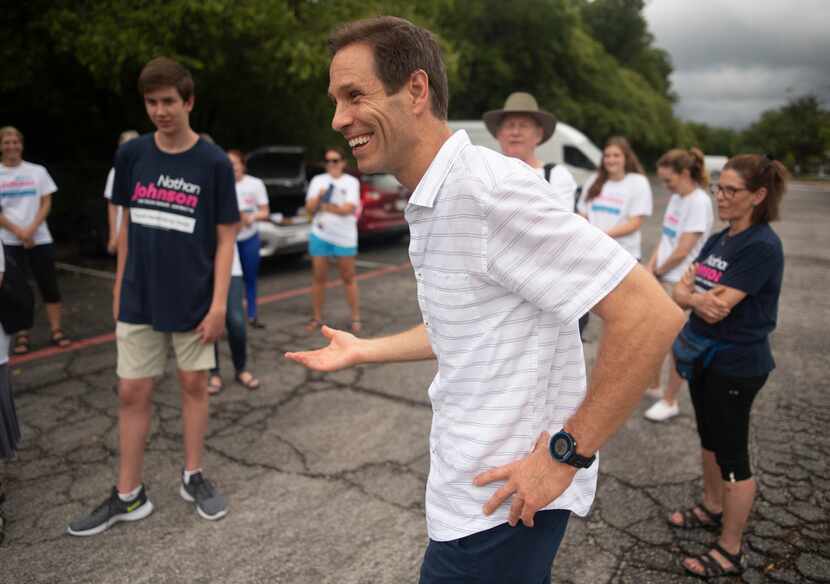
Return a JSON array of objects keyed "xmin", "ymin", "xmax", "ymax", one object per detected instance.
[
  {"xmin": 656, "ymin": 188, "xmax": 714, "ymax": 283},
  {"xmin": 235, "ymin": 174, "xmax": 269, "ymax": 241},
  {"xmin": 306, "ymin": 173, "xmax": 361, "ymax": 248},
  {"xmin": 231, "ymin": 243, "xmax": 243, "ymax": 277},
  {"xmin": 103, "ymin": 167, "xmax": 124, "ymax": 237},
  {"xmin": 0, "ymin": 240, "xmax": 9, "ymax": 365},
  {"xmin": 532, "ymin": 164, "xmax": 578, "ymax": 211},
  {"xmin": 0, "ymin": 161, "xmax": 58, "ymax": 245},
  {"xmin": 578, "ymin": 173, "xmax": 652, "ymax": 259}
]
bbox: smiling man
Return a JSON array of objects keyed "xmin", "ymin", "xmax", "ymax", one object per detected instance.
[
  {"xmin": 286, "ymin": 16, "xmax": 685, "ymax": 583},
  {"xmin": 67, "ymin": 57, "xmax": 240, "ymax": 536}
]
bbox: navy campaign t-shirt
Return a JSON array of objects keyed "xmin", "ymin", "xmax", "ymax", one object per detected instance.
[
  {"xmin": 112, "ymin": 134, "xmax": 239, "ymax": 332},
  {"xmin": 687, "ymin": 223, "xmax": 784, "ymax": 376}
]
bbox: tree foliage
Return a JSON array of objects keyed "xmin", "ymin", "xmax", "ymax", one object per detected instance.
[
  {"xmin": 16, "ymin": 0, "xmax": 826, "ymax": 240},
  {"xmin": 739, "ymin": 95, "xmax": 830, "ymax": 170}
]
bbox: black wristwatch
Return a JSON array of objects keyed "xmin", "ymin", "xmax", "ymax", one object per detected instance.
[{"xmin": 549, "ymin": 430, "xmax": 596, "ymax": 469}]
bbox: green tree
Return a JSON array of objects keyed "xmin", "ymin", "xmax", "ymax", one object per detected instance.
[
  {"xmin": 580, "ymin": 0, "xmax": 673, "ymax": 98},
  {"xmin": 739, "ymin": 95, "xmax": 830, "ymax": 171}
]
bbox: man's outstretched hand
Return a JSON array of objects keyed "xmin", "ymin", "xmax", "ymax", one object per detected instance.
[
  {"xmin": 285, "ymin": 325, "xmax": 363, "ymax": 372},
  {"xmin": 473, "ymin": 432, "xmax": 578, "ymax": 528}
]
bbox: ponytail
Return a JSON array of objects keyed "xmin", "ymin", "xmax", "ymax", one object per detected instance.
[
  {"xmin": 723, "ymin": 154, "xmax": 789, "ymax": 224},
  {"xmin": 657, "ymin": 147, "xmax": 708, "ymax": 188}
]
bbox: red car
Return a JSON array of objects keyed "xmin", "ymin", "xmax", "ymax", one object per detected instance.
[{"xmin": 356, "ymin": 173, "xmax": 410, "ymax": 239}]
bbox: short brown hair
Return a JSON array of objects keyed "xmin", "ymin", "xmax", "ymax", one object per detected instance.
[
  {"xmin": 138, "ymin": 57, "xmax": 194, "ymax": 101},
  {"xmin": 724, "ymin": 154, "xmax": 789, "ymax": 224},
  {"xmin": 328, "ymin": 16, "xmax": 449, "ymax": 120},
  {"xmin": 658, "ymin": 147, "xmax": 708, "ymax": 188}
]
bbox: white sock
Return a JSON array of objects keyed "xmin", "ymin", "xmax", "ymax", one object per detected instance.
[
  {"xmin": 118, "ymin": 485, "xmax": 142, "ymax": 502},
  {"xmin": 183, "ymin": 468, "xmax": 202, "ymax": 484}
]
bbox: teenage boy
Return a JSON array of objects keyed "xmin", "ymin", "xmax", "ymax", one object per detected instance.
[
  {"xmin": 286, "ymin": 17, "xmax": 684, "ymax": 583},
  {"xmin": 67, "ymin": 57, "xmax": 240, "ymax": 536}
]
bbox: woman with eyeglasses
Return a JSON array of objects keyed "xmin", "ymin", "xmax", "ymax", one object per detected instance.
[
  {"xmin": 643, "ymin": 148, "xmax": 714, "ymax": 422},
  {"xmin": 668, "ymin": 154, "xmax": 788, "ymax": 579},
  {"xmin": 304, "ymin": 147, "xmax": 362, "ymax": 333},
  {"xmin": 577, "ymin": 136, "xmax": 653, "ymax": 260}
]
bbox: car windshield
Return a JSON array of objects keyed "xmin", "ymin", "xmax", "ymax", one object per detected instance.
[{"xmin": 247, "ymin": 151, "xmax": 304, "ymax": 180}]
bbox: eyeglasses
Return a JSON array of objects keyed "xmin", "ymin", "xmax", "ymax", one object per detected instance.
[
  {"xmin": 709, "ymin": 183, "xmax": 748, "ymax": 200},
  {"xmin": 324, "ymin": 158, "xmax": 343, "ymax": 164}
]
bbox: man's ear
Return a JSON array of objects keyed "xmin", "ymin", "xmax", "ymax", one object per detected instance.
[
  {"xmin": 407, "ymin": 69, "xmax": 431, "ymax": 115},
  {"xmin": 184, "ymin": 95, "xmax": 195, "ymax": 113}
]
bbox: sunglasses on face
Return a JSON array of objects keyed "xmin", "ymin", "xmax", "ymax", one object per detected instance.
[{"xmin": 325, "ymin": 158, "xmax": 343, "ymax": 164}]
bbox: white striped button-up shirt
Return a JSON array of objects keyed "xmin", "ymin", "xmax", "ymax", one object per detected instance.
[{"xmin": 407, "ymin": 131, "xmax": 636, "ymax": 541}]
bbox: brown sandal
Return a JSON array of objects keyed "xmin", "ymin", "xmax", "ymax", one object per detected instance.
[
  {"xmin": 207, "ymin": 374, "xmax": 224, "ymax": 395},
  {"xmin": 50, "ymin": 330, "xmax": 72, "ymax": 348},
  {"xmin": 235, "ymin": 371, "xmax": 260, "ymax": 390},
  {"xmin": 13, "ymin": 334, "xmax": 30, "ymax": 355}
]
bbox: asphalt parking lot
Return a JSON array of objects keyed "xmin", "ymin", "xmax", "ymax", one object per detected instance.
[{"xmin": 1, "ymin": 181, "xmax": 828, "ymax": 584}]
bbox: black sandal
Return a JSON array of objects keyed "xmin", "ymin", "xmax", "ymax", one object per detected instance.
[
  {"xmin": 50, "ymin": 330, "xmax": 72, "ymax": 348},
  {"xmin": 668, "ymin": 502, "xmax": 723, "ymax": 529},
  {"xmin": 12, "ymin": 334, "xmax": 30, "ymax": 355},
  {"xmin": 683, "ymin": 542, "xmax": 746, "ymax": 579}
]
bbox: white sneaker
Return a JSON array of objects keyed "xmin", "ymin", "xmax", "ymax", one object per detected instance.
[
  {"xmin": 645, "ymin": 387, "xmax": 663, "ymax": 399},
  {"xmin": 644, "ymin": 399, "xmax": 680, "ymax": 422}
]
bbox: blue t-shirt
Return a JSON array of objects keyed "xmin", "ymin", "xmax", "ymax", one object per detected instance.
[
  {"xmin": 112, "ymin": 134, "xmax": 239, "ymax": 332},
  {"xmin": 687, "ymin": 224, "xmax": 784, "ymax": 376}
]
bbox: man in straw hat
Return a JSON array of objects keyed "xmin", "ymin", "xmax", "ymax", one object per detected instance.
[
  {"xmin": 286, "ymin": 16, "xmax": 684, "ymax": 583},
  {"xmin": 484, "ymin": 92, "xmax": 578, "ymax": 211}
]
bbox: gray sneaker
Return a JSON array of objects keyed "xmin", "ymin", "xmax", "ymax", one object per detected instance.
[
  {"xmin": 180, "ymin": 472, "xmax": 227, "ymax": 520},
  {"xmin": 67, "ymin": 486, "xmax": 154, "ymax": 536}
]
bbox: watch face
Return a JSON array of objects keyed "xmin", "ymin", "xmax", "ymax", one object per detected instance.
[{"xmin": 553, "ymin": 436, "xmax": 570, "ymax": 458}]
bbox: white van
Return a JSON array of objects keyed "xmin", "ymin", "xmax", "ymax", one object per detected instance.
[{"xmin": 447, "ymin": 120, "xmax": 602, "ymax": 188}]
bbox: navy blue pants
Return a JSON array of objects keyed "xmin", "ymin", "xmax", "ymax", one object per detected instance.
[
  {"xmin": 237, "ymin": 234, "xmax": 261, "ymax": 320},
  {"xmin": 419, "ymin": 510, "xmax": 571, "ymax": 584},
  {"xmin": 211, "ymin": 276, "xmax": 247, "ymax": 374}
]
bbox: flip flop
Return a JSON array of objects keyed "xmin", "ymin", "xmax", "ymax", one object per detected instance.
[
  {"xmin": 305, "ymin": 319, "xmax": 323, "ymax": 332},
  {"xmin": 235, "ymin": 371, "xmax": 260, "ymax": 390},
  {"xmin": 351, "ymin": 320, "xmax": 363, "ymax": 333}
]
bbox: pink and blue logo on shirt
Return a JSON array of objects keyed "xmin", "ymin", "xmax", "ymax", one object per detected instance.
[
  {"xmin": 662, "ymin": 212, "xmax": 680, "ymax": 238},
  {"xmin": 0, "ymin": 177, "xmax": 37, "ymax": 199},
  {"xmin": 590, "ymin": 194, "xmax": 624, "ymax": 216}
]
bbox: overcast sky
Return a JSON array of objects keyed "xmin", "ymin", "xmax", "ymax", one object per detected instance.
[{"xmin": 644, "ymin": 1, "xmax": 830, "ymax": 129}]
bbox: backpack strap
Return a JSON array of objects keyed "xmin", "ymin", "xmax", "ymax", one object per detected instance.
[{"xmin": 543, "ymin": 162, "xmax": 557, "ymax": 182}]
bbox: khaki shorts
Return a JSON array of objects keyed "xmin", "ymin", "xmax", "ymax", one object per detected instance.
[{"xmin": 116, "ymin": 322, "xmax": 215, "ymax": 379}]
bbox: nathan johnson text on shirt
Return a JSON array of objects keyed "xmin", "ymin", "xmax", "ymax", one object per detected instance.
[{"xmin": 131, "ymin": 174, "xmax": 201, "ymax": 210}]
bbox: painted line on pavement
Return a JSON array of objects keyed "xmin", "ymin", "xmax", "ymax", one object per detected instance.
[
  {"xmin": 10, "ymin": 260, "xmax": 412, "ymax": 367},
  {"xmin": 55, "ymin": 262, "xmax": 117, "ymax": 280}
]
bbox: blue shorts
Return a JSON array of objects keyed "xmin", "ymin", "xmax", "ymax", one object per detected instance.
[
  {"xmin": 419, "ymin": 510, "xmax": 571, "ymax": 584},
  {"xmin": 308, "ymin": 233, "xmax": 357, "ymax": 257}
]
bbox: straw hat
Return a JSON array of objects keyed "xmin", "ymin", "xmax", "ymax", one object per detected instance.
[{"xmin": 483, "ymin": 92, "xmax": 557, "ymax": 144}]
